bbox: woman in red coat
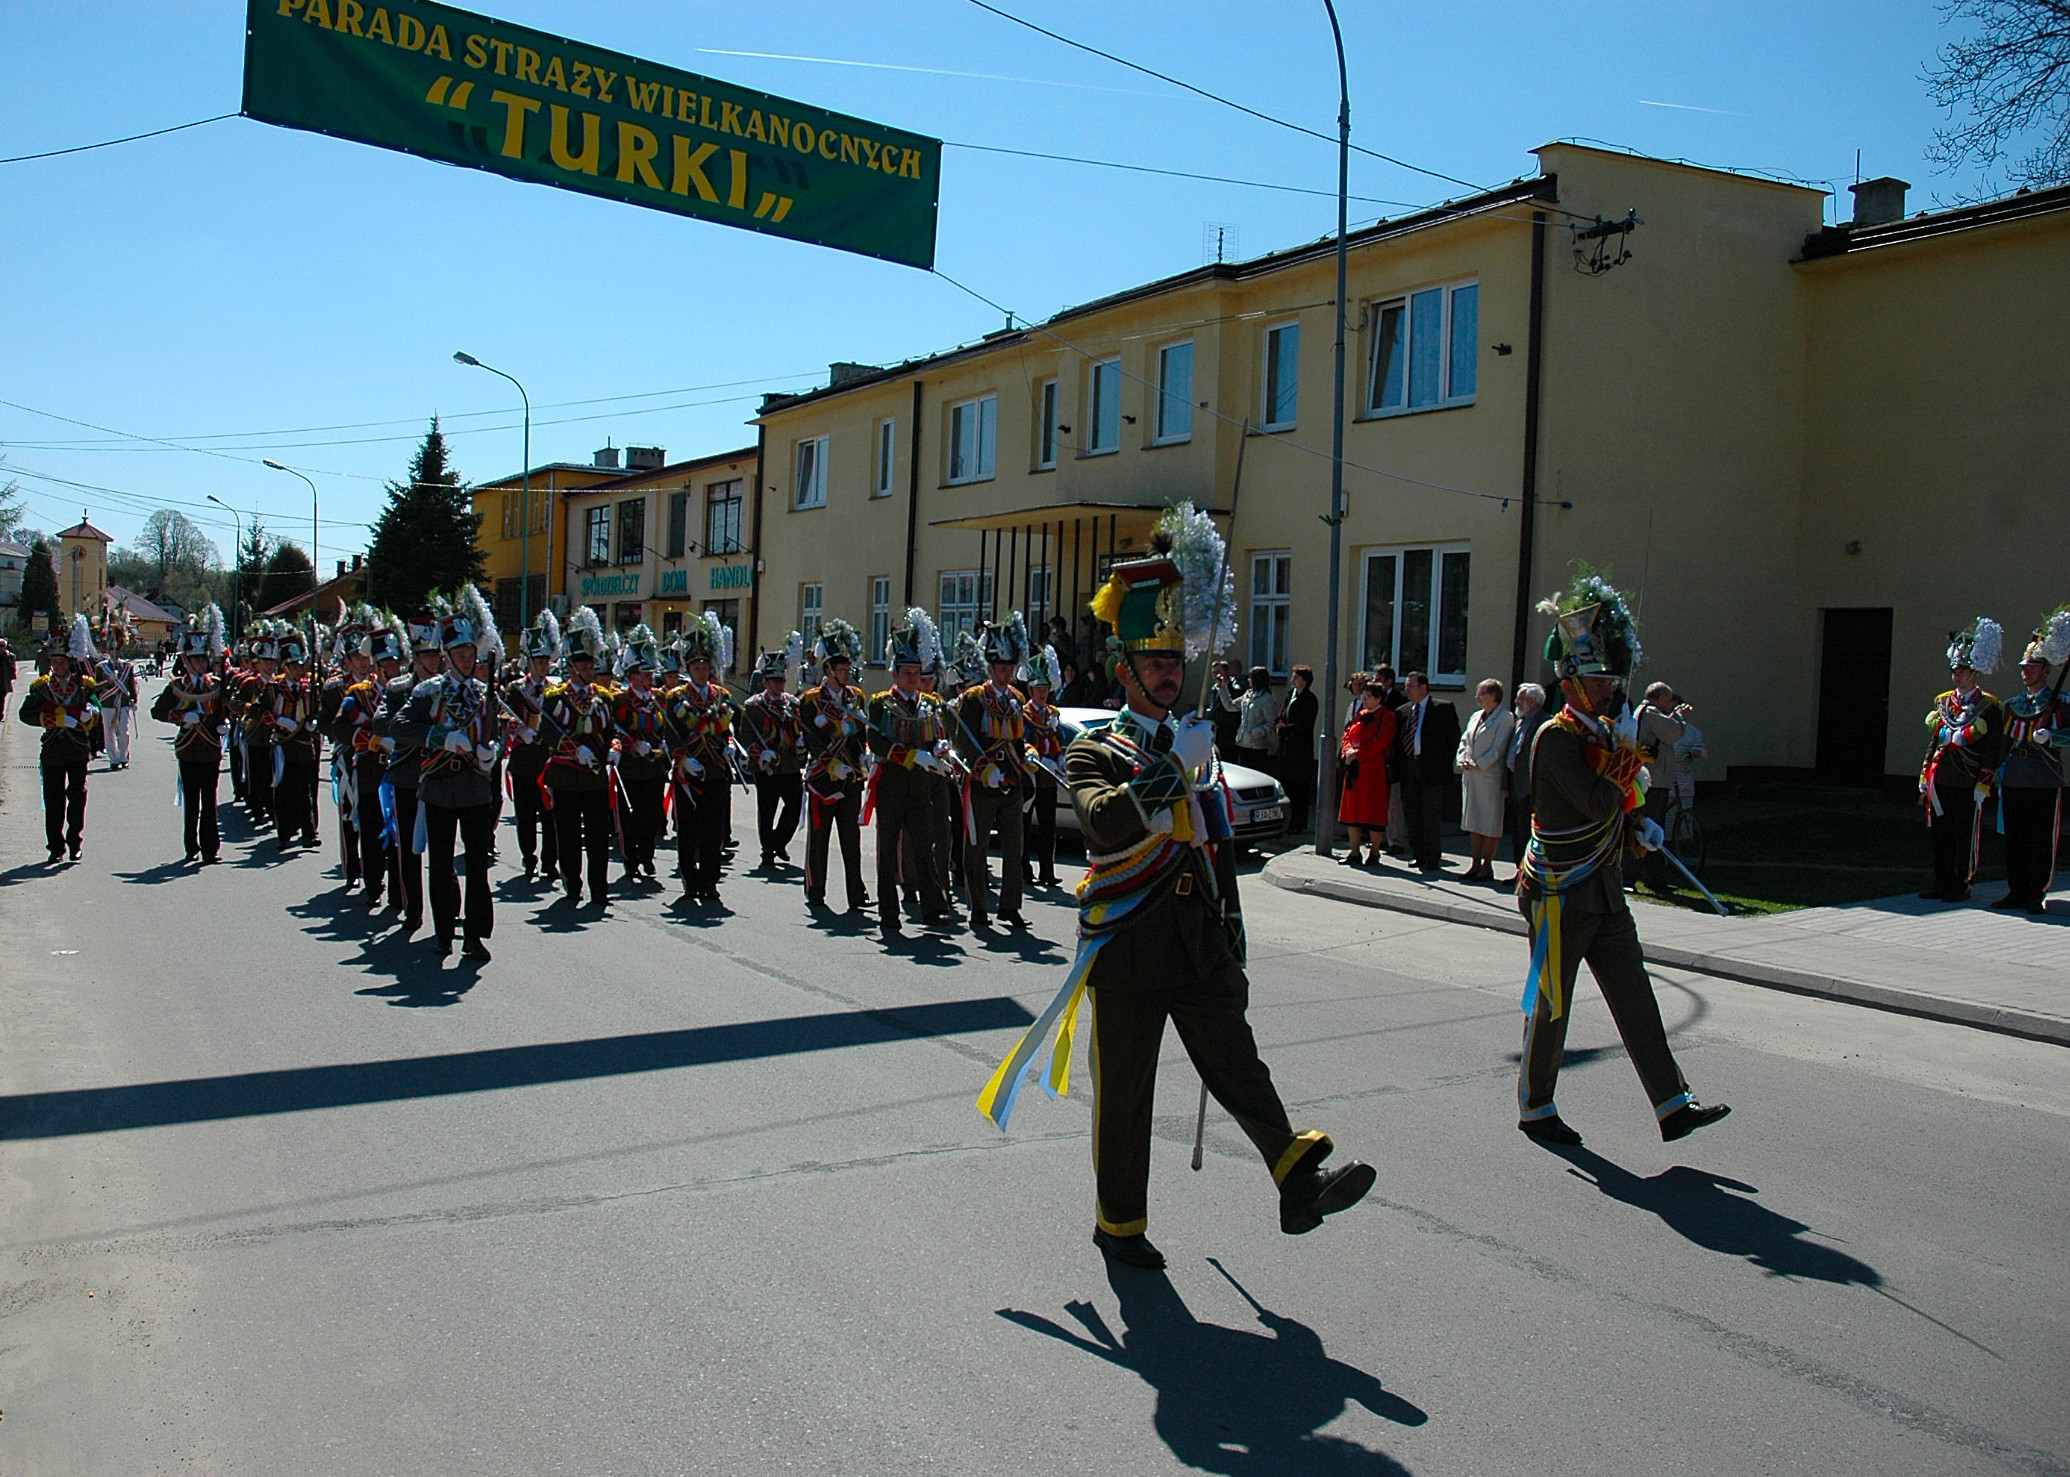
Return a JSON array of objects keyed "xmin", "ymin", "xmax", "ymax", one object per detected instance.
[{"xmin": 1337, "ymin": 683, "xmax": 1396, "ymax": 865}]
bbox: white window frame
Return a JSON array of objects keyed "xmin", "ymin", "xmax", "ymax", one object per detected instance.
[
  {"xmin": 1025, "ymin": 565, "xmax": 1053, "ymax": 625},
  {"xmin": 793, "ymin": 435, "xmax": 828, "ymax": 510},
  {"xmin": 1035, "ymin": 378, "xmax": 1059, "ymax": 471},
  {"xmin": 1154, "ymin": 340, "xmax": 1193, "ymax": 444},
  {"xmin": 800, "ymin": 582, "xmax": 823, "ymax": 644},
  {"xmin": 873, "ymin": 418, "xmax": 896, "ymax": 498},
  {"xmin": 584, "ymin": 504, "xmax": 611, "ymax": 567},
  {"xmin": 1263, "ymin": 320, "xmax": 1299, "ymax": 430},
  {"xmin": 1248, "ymin": 550, "xmax": 1292, "ymax": 677},
  {"xmin": 1357, "ymin": 542, "xmax": 1471, "ymax": 689},
  {"xmin": 1085, "ymin": 357, "xmax": 1122, "ymax": 455},
  {"xmin": 869, "ymin": 575, "xmax": 891, "ymax": 665},
  {"xmin": 1364, "ymin": 279, "xmax": 1478, "ymax": 417},
  {"xmin": 704, "ymin": 479, "xmax": 743, "ymax": 556},
  {"xmin": 937, "ymin": 569, "xmax": 995, "ymax": 642},
  {"xmin": 947, "ymin": 395, "xmax": 997, "ymax": 485}
]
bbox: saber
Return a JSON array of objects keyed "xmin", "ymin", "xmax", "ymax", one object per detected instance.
[
  {"xmin": 1190, "ymin": 1085, "xmax": 1209, "ymax": 1171},
  {"xmin": 1658, "ymin": 842, "xmax": 1728, "ymax": 916}
]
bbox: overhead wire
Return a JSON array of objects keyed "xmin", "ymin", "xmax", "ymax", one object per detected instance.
[{"xmin": 0, "ymin": 113, "xmax": 237, "ymax": 165}]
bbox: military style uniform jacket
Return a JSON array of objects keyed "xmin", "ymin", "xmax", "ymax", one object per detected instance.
[
  {"xmin": 740, "ymin": 690, "xmax": 805, "ymax": 775},
  {"xmin": 501, "ymin": 672, "xmax": 556, "ymax": 782},
  {"xmin": 16, "ymin": 672, "xmax": 100, "ymax": 762},
  {"xmin": 151, "ymin": 671, "xmax": 227, "ymax": 763},
  {"xmin": 393, "ymin": 671, "xmax": 501, "ymax": 809},
  {"xmin": 1921, "ymin": 686, "xmax": 2007, "ymax": 792},
  {"xmin": 538, "ymin": 678, "xmax": 616, "ymax": 793},
  {"xmin": 956, "ymin": 681, "xmax": 1027, "ymax": 791},
  {"xmin": 866, "ymin": 687, "xmax": 948, "ymax": 767},
  {"xmin": 1023, "ymin": 696, "xmax": 1063, "ymax": 782},
  {"xmin": 261, "ymin": 674, "xmax": 322, "ymax": 762},
  {"xmin": 612, "ymin": 683, "xmax": 674, "ymax": 783},
  {"xmin": 2000, "ymin": 684, "xmax": 2068, "ymax": 790},
  {"xmin": 375, "ymin": 670, "xmax": 434, "ymax": 788},
  {"xmin": 664, "ymin": 680, "xmax": 735, "ymax": 783},
  {"xmin": 1524, "ymin": 713, "xmax": 1641, "ymax": 918},
  {"xmin": 799, "ymin": 680, "xmax": 868, "ymax": 797}
]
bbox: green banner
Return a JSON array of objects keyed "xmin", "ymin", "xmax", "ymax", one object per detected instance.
[{"xmin": 242, "ymin": 0, "xmax": 939, "ymax": 269}]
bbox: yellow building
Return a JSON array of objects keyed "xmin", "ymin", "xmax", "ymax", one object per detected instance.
[
  {"xmin": 749, "ymin": 144, "xmax": 2069, "ymax": 782},
  {"xmin": 469, "ymin": 456, "xmax": 624, "ymax": 632},
  {"xmin": 54, "ymin": 514, "xmax": 112, "ymax": 626},
  {"xmin": 560, "ymin": 445, "xmax": 759, "ymax": 663}
]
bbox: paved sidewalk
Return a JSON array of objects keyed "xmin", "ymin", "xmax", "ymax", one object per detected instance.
[{"xmin": 1262, "ymin": 847, "xmax": 2070, "ymax": 1046}]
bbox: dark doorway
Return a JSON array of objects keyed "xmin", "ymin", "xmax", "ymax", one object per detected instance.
[{"xmin": 1815, "ymin": 607, "xmax": 1893, "ymax": 784}]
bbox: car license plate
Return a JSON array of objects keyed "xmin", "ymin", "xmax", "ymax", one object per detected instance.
[{"xmin": 1249, "ymin": 806, "xmax": 1284, "ymax": 823}]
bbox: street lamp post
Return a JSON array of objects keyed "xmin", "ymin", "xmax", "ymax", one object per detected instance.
[
  {"xmin": 1314, "ymin": 0, "xmax": 1352, "ymax": 860},
  {"xmin": 206, "ymin": 494, "xmax": 243, "ymax": 628},
  {"xmin": 454, "ymin": 352, "xmax": 531, "ymax": 627},
  {"xmin": 262, "ymin": 459, "xmax": 319, "ymax": 622}
]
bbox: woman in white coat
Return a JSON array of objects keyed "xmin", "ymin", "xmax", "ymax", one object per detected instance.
[{"xmin": 1455, "ymin": 677, "xmax": 1514, "ymax": 882}]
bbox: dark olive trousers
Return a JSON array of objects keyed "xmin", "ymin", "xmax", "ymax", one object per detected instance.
[{"xmin": 1517, "ymin": 898, "xmax": 1691, "ymax": 1123}]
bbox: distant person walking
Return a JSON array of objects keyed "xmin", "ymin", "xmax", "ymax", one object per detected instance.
[{"xmin": 1456, "ymin": 678, "xmax": 1514, "ymax": 882}]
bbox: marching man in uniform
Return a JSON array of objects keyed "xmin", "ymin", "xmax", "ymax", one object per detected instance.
[
  {"xmin": 95, "ymin": 621, "xmax": 139, "ymax": 771},
  {"xmin": 539, "ymin": 606, "xmax": 617, "ymax": 908},
  {"xmin": 321, "ymin": 604, "xmax": 379, "ymax": 888},
  {"xmin": 17, "ymin": 616, "xmax": 102, "ymax": 863},
  {"xmin": 665, "ymin": 613, "xmax": 738, "ymax": 905},
  {"xmin": 264, "ymin": 624, "xmax": 323, "ymax": 852},
  {"xmin": 955, "ymin": 615, "xmax": 1032, "ymax": 929},
  {"xmin": 504, "ymin": 610, "xmax": 561, "ymax": 883},
  {"xmin": 1996, "ymin": 608, "xmax": 2069, "ymax": 914},
  {"xmin": 151, "ymin": 605, "xmax": 229, "ymax": 864},
  {"xmin": 375, "ymin": 610, "xmax": 446, "ymax": 929},
  {"xmin": 977, "ymin": 506, "xmax": 1374, "ymax": 1270},
  {"xmin": 1515, "ymin": 574, "xmax": 1730, "ymax": 1147},
  {"xmin": 1920, "ymin": 618, "xmax": 2007, "ymax": 904},
  {"xmin": 799, "ymin": 619, "xmax": 871, "ymax": 914},
  {"xmin": 611, "ymin": 625, "xmax": 671, "ymax": 886},
  {"xmin": 867, "ymin": 608, "xmax": 955, "ymax": 939},
  {"xmin": 740, "ymin": 633, "xmax": 806, "ymax": 869},
  {"xmin": 1022, "ymin": 643, "xmax": 1066, "ymax": 891},
  {"xmin": 392, "ymin": 590, "xmax": 502, "ymax": 960},
  {"xmin": 234, "ymin": 624, "xmax": 281, "ymax": 829}
]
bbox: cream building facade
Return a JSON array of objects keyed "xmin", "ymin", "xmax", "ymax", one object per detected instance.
[{"xmin": 745, "ymin": 143, "xmax": 2068, "ymax": 783}]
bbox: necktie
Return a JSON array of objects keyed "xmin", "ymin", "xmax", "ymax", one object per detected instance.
[{"xmin": 1412, "ymin": 701, "xmax": 1424, "ymax": 757}]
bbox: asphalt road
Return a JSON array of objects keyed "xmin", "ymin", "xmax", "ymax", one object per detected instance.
[{"xmin": 1, "ymin": 682, "xmax": 2065, "ymax": 1476}]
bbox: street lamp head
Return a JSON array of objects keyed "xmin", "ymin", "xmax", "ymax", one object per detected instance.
[
  {"xmin": 263, "ymin": 458, "xmax": 288, "ymax": 471},
  {"xmin": 453, "ymin": 351, "xmax": 481, "ymax": 366}
]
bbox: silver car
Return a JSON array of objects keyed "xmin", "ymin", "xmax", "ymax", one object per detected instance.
[{"xmin": 1049, "ymin": 707, "xmax": 1291, "ymax": 850}]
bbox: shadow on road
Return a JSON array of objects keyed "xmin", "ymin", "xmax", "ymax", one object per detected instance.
[
  {"xmin": 0, "ymin": 859, "xmax": 66, "ymax": 888},
  {"xmin": 0, "ymin": 995, "xmax": 1036, "ymax": 1140},
  {"xmin": 1550, "ymin": 1145, "xmax": 1881, "ymax": 1285},
  {"xmin": 1001, "ymin": 1258, "xmax": 1425, "ymax": 1474}
]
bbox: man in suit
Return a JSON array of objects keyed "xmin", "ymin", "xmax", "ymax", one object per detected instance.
[{"xmin": 1395, "ymin": 671, "xmax": 1459, "ymax": 871}]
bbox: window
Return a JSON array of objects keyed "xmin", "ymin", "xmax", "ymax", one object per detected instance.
[
  {"xmin": 873, "ymin": 419, "xmax": 896, "ymax": 497},
  {"xmin": 617, "ymin": 499, "xmax": 646, "ymax": 564},
  {"xmin": 1366, "ymin": 280, "xmax": 1478, "ymax": 414},
  {"xmin": 1035, "ymin": 378, "xmax": 1059, "ymax": 470},
  {"xmin": 661, "ymin": 609, "xmax": 685, "ymax": 637},
  {"xmin": 869, "ymin": 576, "xmax": 891, "ymax": 664},
  {"xmin": 1264, "ymin": 321, "xmax": 1299, "ymax": 429},
  {"xmin": 495, "ymin": 574, "xmax": 545, "ymax": 633},
  {"xmin": 501, "ymin": 492, "xmax": 516, "ymax": 540},
  {"xmin": 702, "ymin": 599, "xmax": 739, "ymax": 672},
  {"xmin": 705, "ymin": 479, "xmax": 743, "ymax": 555},
  {"xmin": 1249, "ymin": 551, "xmax": 1292, "ymax": 676},
  {"xmin": 800, "ymin": 583, "xmax": 822, "ymax": 644},
  {"xmin": 1155, "ymin": 341, "xmax": 1193, "ymax": 442},
  {"xmin": 1359, "ymin": 545, "xmax": 1471, "ymax": 687},
  {"xmin": 1086, "ymin": 357, "xmax": 1122, "ymax": 454},
  {"xmin": 948, "ymin": 395, "xmax": 997, "ymax": 484},
  {"xmin": 794, "ymin": 435, "xmax": 828, "ymax": 509},
  {"xmin": 585, "ymin": 505, "xmax": 611, "ymax": 567},
  {"xmin": 500, "ymin": 489, "xmax": 547, "ymax": 540},
  {"xmin": 1025, "ymin": 566, "xmax": 1052, "ymax": 626},
  {"xmin": 613, "ymin": 602, "xmax": 642, "ymax": 631},
  {"xmin": 666, "ymin": 490, "xmax": 689, "ymax": 559},
  {"xmin": 938, "ymin": 569, "xmax": 995, "ymax": 642}
]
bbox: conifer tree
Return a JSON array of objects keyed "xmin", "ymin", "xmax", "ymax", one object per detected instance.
[
  {"xmin": 365, "ymin": 417, "xmax": 484, "ymax": 611},
  {"xmin": 19, "ymin": 538, "xmax": 61, "ymax": 630}
]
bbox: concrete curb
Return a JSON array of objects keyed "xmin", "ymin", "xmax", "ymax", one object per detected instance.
[{"xmin": 1263, "ymin": 857, "xmax": 2070, "ymax": 1049}]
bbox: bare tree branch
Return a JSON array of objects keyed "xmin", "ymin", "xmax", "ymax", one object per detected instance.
[{"xmin": 1925, "ymin": 0, "xmax": 2070, "ymax": 190}]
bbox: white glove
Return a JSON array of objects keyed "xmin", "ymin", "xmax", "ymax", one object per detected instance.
[
  {"xmin": 444, "ymin": 731, "xmax": 472, "ymax": 754},
  {"xmin": 181, "ymin": 711, "xmax": 200, "ymax": 726},
  {"xmin": 1145, "ymin": 805, "xmax": 1175, "ymax": 837},
  {"xmin": 2036, "ymin": 728, "xmax": 2054, "ymax": 744},
  {"xmin": 761, "ymin": 747, "xmax": 777, "ymax": 766},
  {"xmin": 684, "ymin": 755, "xmax": 705, "ymax": 777},
  {"xmin": 60, "ymin": 712, "xmax": 77, "ymax": 728},
  {"xmin": 277, "ymin": 716, "xmax": 299, "ymax": 733},
  {"xmin": 379, "ymin": 735, "xmax": 396, "ymax": 753},
  {"xmin": 474, "ymin": 744, "xmax": 498, "ymax": 766},
  {"xmin": 1635, "ymin": 817, "xmax": 1665, "ymax": 853},
  {"xmin": 814, "ymin": 712, "xmax": 829, "ymax": 728},
  {"xmin": 518, "ymin": 726, "xmax": 538, "ymax": 744},
  {"xmin": 1170, "ymin": 715, "xmax": 1216, "ymax": 775},
  {"xmin": 1613, "ymin": 709, "xmax": 1639, "ymax": 747},
  {"xmin": 574, "ymin": 745, "xmax": 596, "ymax": 768},
  {"xmin": 635, "ymin": 740, "xmax": 651, "ymax": 756},
  {"xmin": 606, "ymin": 748, "xmax": 620, "ymax": 767},
  {"xmin": 912, "ymin": 748, "xmax": 939, "ymax": 771}
]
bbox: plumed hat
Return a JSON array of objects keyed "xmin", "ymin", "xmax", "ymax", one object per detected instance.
[
  {"xmin": 1946, "ymin": 617, "xmax": 2002, "ymax": 674},
  {"xmin": 1089, "ymin": 504, "xmax": 1235, "ymax": 662},
  {"xmin": 334, "ymin": 600, "xmax": 377, "ymax": 657},
  {"xmin": 177, "ymin": 604, "xmax": 226, "ymax": 660},
  {"xmin": 680, "ymin": 610, "xmax": 733, "ymax": 671},
  {"xmin": 886, "ymin": 606, "xmax": 939, "ymax": 669},
  {"xmin": 656, "ymin": 634, "xmax": 685, "ymax": 676},
  {"xmin": 813, "ymin": 617, "xmax": 864, "ymax": 667},
  {"xmin": 521, "ymin": 608, "xmax": 561, "ymax": 661},
  {"xmin": 1538, "ymin": 568, "xmax": 1642, "ymax": 680},
  {"xmin": 618, "ymin": 623, "xmax": 660, "ymax": 675},
  {"xmin": 1024, "ymin": 643, "xmax": 1063, "ymax": 690},
  {"xmin": 562, "ymin": 604, "xmax": 607, "ymax": 664},
  {"xmin": 59, "ymin": 612, "xmax": 96, "ymax": 661},
  {"xmin": 440, "ymin": 585, "xmax": 501, "ymax": 660},
  {"xmin": 368, "ymin": 612, "xmax": 408, "ymax": 665},
  {"xmin": 248, "ymin": 620, "xmax": 281, "ymax": 662},
  {"xmin": 756, "ymin": 629, "xmax": 803, "ymax": 684},
  {"xmin": 277, "ymin": 620, "xmax": 310, "ymax": 665},
  {"xmin": 2019, "ymin": 607, "xmax": 2069, "ymax": 669},
  {"xmin": 946, "ymin": 628, "xmax": 982, "ymax": 686},
  {"xmin": 978, "ymin": 610, "xmax": 1030, "ymax": 668},
  {"xmin": 406, "ymin": 596, "xmax": 447, "ymax": 654}
]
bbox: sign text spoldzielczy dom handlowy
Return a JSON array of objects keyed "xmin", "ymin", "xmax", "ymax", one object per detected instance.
[{"xmin": 243, "ymin": 0, "xmax": 940, "ymax": 269}]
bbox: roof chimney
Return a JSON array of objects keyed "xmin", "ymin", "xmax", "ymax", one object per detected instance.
[
  {"xmin": 593, "ymin": 446, "xmax": 620, "ymax": 469},
  {"xmin": 626, "ymin": 445, "xmax": 666, "ymax": 471},
  {"xmin": 336, "ymin": 559, "xmax": 347, "ymax": 578},
  {"xmin": 1849, "ymin": 177, "xmax": 1909, "ymax": 227},
  {"xmin": 352, "ymin": 553, "xmax": 363, "ymax": 571},
  {"xmin": 828, "ymin": 361, "xmax": 879, "ymax": 388}
]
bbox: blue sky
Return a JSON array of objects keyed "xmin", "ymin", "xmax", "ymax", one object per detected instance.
[{"xmin": 1, "ymin": 1, "xmax": 2001, "ymax": 565}]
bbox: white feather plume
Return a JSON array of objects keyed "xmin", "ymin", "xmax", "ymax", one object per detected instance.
[
  {"xmin": 565, "ymin": 604, "xmax": 604, "ymax": 662},
  {"xmin": 459, "ymin": 584, "xmax": 502, "ymax": 663},
  {"xmin": 2040, "ymin": 609, "xmax": 2070, "ymax": 667},
  {"xmin": 784, "ymin": 628, "xmax": 804, "ymax": 689},
  {"xmin": 1972, "ymin": 617, "xmax": 2003, "ymax": 675},
  {"xmin": 1154, "ymin": 502, "xmax": 1236, "ymax": 661},
  {"xmin": 204, "ymin": 603, "xmax": 226, "ymax": 659},
  {"xmin": 69, "ymin": 613, "xmax": 94, "ymax": 661}
]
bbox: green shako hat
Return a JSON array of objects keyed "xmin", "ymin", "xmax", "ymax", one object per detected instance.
[{"xmin": 1538, "ymin": 569, "xmax": 1642, "ymax": 679}]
